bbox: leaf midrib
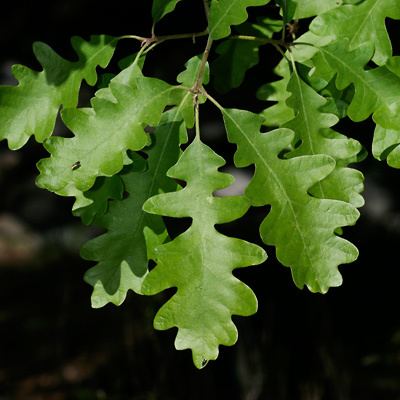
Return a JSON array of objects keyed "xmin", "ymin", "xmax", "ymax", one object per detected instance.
[
  {"xmin": 291, "ymin": 72, "xmax": 327, "ymax": 198},
  {"xmin": 224, "ymin": 110, "xmax": 315, "ymax": 271},
  {"xmin": 116, "ymin": 95, "xmax": 191, "ymax": 272},
  {"xmin": 318, "ymin": 47, "xmax": 382, "ymax": 115},
  {"xmin": 87, "ymin": 97, "xmax": 190, "ymax": 298},
  {"xmin": 59, "ymin": 85, "xmax": 179, "ymax": 195},
  {"xmin": 209, "ymin": 0, "xmax": 239, "ymax": 38},
  {"xmin": 348, "ymin": 0, "xmax": 380, "ymax": 50}
]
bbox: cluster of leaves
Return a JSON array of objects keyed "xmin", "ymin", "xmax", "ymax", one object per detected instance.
[{"xmin": 1, "ymin": 0, "xmax": 399, "ymax": 368}]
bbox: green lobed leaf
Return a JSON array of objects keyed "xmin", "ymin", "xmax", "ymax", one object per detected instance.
[
  {"xmin": 142, "ymin": 138, "xmax": 266, "ymax": 368},
  {"xmin": 312, "ymin": 43, "xmax": 400, "ymax": 130},
  {"xmin": 177, "ymin": 55, "xmax": 209, "ymax": 128},
  {"xmin": 259, "ymin": 59, "xmax": 363, "ymax": 207},
  {"xmin": 208, "ymin": 0, "xmax": 271, "ymax": 40},
  {"xmin": 319, "ymin": 80, "xmax": 354, "ymax": 120},
  {"xmin": 245, "ymin": 17, "xmax": 283, "ymax": 37},
  {"xmin": 289, "ymin": 31, "xmax": 332, "ymax": 67},
  {"xmin": 212, "ymin": 17, "xmax": 281, "ymax": 93},
  {"xmin": 36, "ymin": 61, "xmax": 182, "ymax": 209},
  {"xmin": 284, "ymin": 65, "xmax": 364, "ymax": 207},
  {"xmin": 291, "ymin": 0, "xmax": 361, "ymax": 19},
  {"xmin": 81, "ymin": 112, "xmax": 183, "ymax": 308},
  {"xmin": 212, "ymin": 39, "xmax": 260, "ymax": 92},
  {"xmin": 222, "ymin": 108, "xmax": 359, "ymax": 293},
  {"xmin": 152, "ymin": 0, "xmax": 183, "ymax": 22},
  {"xmin": 257, "ymin": 61, "xmax": 295, "ymax": 127},
  {"xmin": 372, "ymin": 125, "xmax": 400, "ymax": 168},
  {"xmin": 0, "ymin": 35, "xmax": 116, "ymax": 150},
  {"xmin": 310, "ymin": 0, "xmax": 400, "ymax": 65},
  {"xmin": 74, "ymin": 175, "xmax": 124, "ymax": 225},
  {"xmin": 177, "ymin": 56, "xmax": 210, "ymax": 87},
  {"xmin": 276, "ymin": 0, "xmax": 296, "ymax": 23}
]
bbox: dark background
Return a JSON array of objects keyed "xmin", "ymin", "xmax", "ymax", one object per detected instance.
[{"xmin": 0, "ymin": 1, "xmax": 399, "ymax": 399}]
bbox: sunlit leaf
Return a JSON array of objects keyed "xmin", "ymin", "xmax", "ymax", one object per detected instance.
[
  {"xmin": 310, "ymin": 0, "xmax": 400, "ymax": 65},
  {"xmin": 312, "ymin": 42, "xmax": 400, "ymax": 130},
  {"xmin": 143, "ymin": 138, "xmax": 266, "ymax": 368},
  {"xmin": 372, "ymin": 124, "xmax": 400, "ymax": 168},
  {"xmin": 177, "ymin": 55, "xmax": 209, "ymax": 128},
  {"xmin": 81, "ymin": 113, "xmax": 183, "ymax": 308},
  {"xmin": 284, "ymin": 65, "xmax": 364, "ymax": 207},
  {"xmin": 0, "ymin": 35, "xmax": 116, "ymax": 149},
  {"xmin": 291, "ymin": 0, "xmax": 356, "ymax": 19},
  {"xmin": 36, "ymin": 61, "xmax": 182, "ymax": 209},
  {"xmin": 257, "ymin": 61, "xmax": 295, "ymax": 127},
  {"xmin": 223, "ymin": 108, "xmax": 359, "ymax": 293}
]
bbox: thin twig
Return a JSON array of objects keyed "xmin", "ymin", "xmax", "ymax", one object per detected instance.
[
  {"xmin": 118, "ymin": 30, "xmax": 208, "ymax": 46},
  {"xmin": 230, "ymin": 35, "xmax": 284, "ymax": 46},
  {"xmin": 203, "ymin": 90, "xmax": 225, "ymax": 113},
  {"xmin": 202, "ymin": 0, "xmax": 210, "ymax": 20},
  {"xmin": 117, "ymin": 34, "xmax": 147, "ymax": 42},
  {"xmin": 142, "ymin": 41, "xmax": 160, "ymax": 55},
  {"xmin": 194, "ymin": 95, "xmax": 201, "ymax": 140},
  {"xmin": 133, "ymin": 42, "xmax": 149, "ymax": 64},
  {"xmin": 193, "ymin": 35, "xmax": 213, "ymax": 93},
  {"xmin": 156, "ymin": 29, "xmax": 209, "ymax": 44}
]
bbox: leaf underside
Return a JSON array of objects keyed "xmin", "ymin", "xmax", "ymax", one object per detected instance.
[{"xmin": 142, "ymin": 138, "xmax": 266, "ymax": 368}]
